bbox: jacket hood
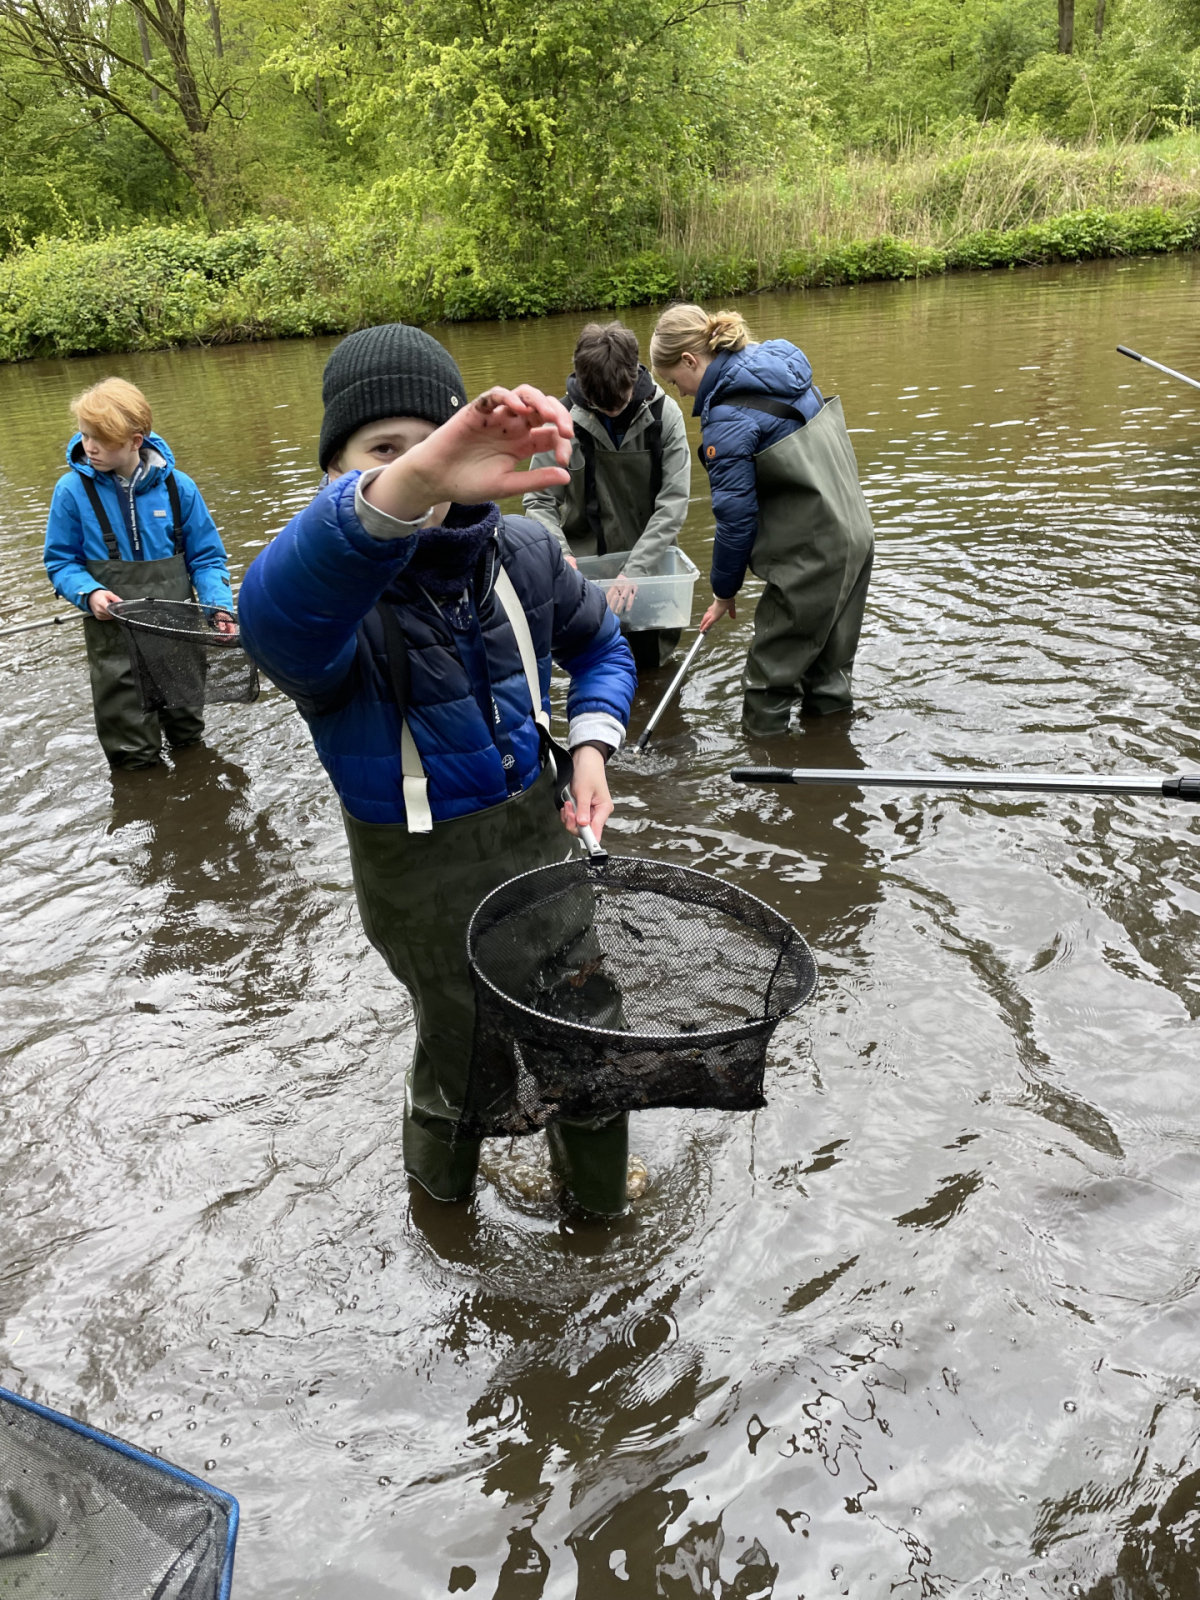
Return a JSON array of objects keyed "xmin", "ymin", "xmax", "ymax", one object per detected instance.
[
  {"xmin": 67, "ymin": 430, "xmax": 175, "ymax": 484},
  {"xmin": 697, "ymin": 341, "xmax": 815, "ymax": 417}
]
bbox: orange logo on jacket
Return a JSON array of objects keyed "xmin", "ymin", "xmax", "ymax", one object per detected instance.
[{"xmin": 705, "ymin": 444, "xmax": 717, "ymax": 460}]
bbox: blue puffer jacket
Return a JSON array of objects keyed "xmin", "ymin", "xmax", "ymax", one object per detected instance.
[
  {"xmin": 43, "ymin": 432, "xmax": 233, "ymax": 612},
  {"xmin": 695, "ymin": 341, "xmax": 824, "ymax": 599},
  {"xmin": 238, "ymin": 473, "xmax": 637, "ymax": 826}
]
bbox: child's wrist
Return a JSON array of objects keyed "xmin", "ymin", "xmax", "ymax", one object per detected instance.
[{"xmin": 364, "ymin": 456, "xmax": 440, "ymax": 522}]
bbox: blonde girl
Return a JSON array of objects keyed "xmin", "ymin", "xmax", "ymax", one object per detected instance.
[{"xmin": 650, "ymin": 304, "xmax": 874, "ymax": 736}]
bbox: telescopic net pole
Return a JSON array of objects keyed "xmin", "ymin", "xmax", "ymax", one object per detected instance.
[
  {"xmin": 1116, "ymin": 345, "xmax": 1200, "ymax": 393},
  {"xmin": 0, "ymin": 612, "xmax": 85, "ymax": 639},
  {"xmin": 633, "ymin": 631, "xmax": 706, "ymax": 752},
  {"xmin": 731, "ymin": 767, "xmax": 1200, "ymax": 800}
]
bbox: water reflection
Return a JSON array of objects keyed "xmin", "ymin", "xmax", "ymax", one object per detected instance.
[{"xmin": 109, "ymin": 743, "xmax": 303, "ymax": 987}]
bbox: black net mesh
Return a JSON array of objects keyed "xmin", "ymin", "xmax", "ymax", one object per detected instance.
[
  {"xmin": 461, "ymin": 855, "xmax": 818, "ymax": 1139},
  {"xmin": 0, "ymin": 1386, "xmax": 237, "ymax": 1599},
  {"xmin": 110, "ymin": 599, "xmax": 259, "ymax": 713}
]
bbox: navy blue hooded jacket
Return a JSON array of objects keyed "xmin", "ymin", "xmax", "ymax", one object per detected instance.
[
  {"xmin": 695, "ymin": 341, "xmax": 824, "ymax": 599},
  {"xmin": 238, "ymin": 472, "xmax": 637, "ymax": 826}
]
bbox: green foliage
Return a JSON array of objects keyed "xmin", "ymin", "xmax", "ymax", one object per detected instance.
[
  {"xmin": 945, "ymin": 203, "xmax": 1200, "ymax": 266},
  {"xmin": 1007, "ymin": 52, "xmax": 1095, "ymax": 136},
  {"xmin": 3, "ymin": 0, "xmax": 1200, "ymax": 359},
  {"xmin": 280, "ymin": 0, "xmax": 827, "ymax": 289},
  {"xmin": 0, "ymin": 55, "xmax": 194, "ymax": 250},
  {"xmin": 4, "ymin": 182, "xmax": 1198, "ymax": 363},
  {"xmin": 971, "ymin": 6, "xmax": 1051, "ymax": 119}
]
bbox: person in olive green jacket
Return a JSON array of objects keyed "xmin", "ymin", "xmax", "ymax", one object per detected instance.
[{"xmin": 524, "ymin": 321, "xmax": 691, "ymax": 670}]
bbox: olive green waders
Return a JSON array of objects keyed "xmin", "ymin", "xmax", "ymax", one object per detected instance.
[
  {"xmin": 741, "ymin": 396, "xmax": 874, "ymax": 735},
  {"xmin": 562, "ymin": 433, "xmax": 681, "ymax": 673},
  {"xmin": 342, "ymin": 764, "xmax": 630, "ymax": 1213},
  {"xmin": 83, "ymin": 554, "xmax": 204, "ymax": 768}
]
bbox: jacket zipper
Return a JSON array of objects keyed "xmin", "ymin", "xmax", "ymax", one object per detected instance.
[{"xmin": 128, "ymin": 464, "xmax": 144, "ymax": 559}]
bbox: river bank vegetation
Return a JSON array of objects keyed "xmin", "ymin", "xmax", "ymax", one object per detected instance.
[{"xmin": 2, "ymin": 0, "xmax": 1199, "ymax": 357}]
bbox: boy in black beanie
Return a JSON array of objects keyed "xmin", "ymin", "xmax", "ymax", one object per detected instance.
[{"xmin": 240, "ymin": 325, "xmax": 639, "ymax": 1215}]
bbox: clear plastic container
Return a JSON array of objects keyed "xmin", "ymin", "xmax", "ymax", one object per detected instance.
[{"xmin": 576, "ymin": 546, "xmax": 700, "ymax": 632}]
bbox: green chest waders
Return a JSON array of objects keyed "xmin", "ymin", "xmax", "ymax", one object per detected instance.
[
  {"xmin": 562, "ymin": 417, "xmax": 681, "ymax": 673},
  {"xmin": 84, "ymin": 553, "xmax": 203, "ymax": 768},
  {"xmin": 340, "ymin": 574, "xmax": 630, "ymax": 1213},
  {"xmin": 727, "ymin": 395, "xmax": 875, "ymax": 734}
]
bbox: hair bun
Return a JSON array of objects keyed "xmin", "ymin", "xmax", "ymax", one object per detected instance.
[{"xmin": 704, "ymin": 310, "xmax": 751, "ymax": 353}]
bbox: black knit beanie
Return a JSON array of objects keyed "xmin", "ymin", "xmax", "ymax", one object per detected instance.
[{"xmin": 318, "ymin": 324, "xmax": 469, "ymax": 470}]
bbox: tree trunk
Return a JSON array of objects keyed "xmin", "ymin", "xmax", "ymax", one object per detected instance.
[
  {"xmin": 134, "ymin": 9, "xmax": 159, "ymax": 101},
  {"xmin": 142, "ymin": 0, "xmax": 209, "ymax": 134},
  {"xmin": 314, "ymin": 71, "xmax": 325, "ymax": 135},
  {"xmin": 1058, "ymin": 0, "xmax": 1074, "ymax": 53},
  {"xmin": 206, "ymin": 0, "xmax": 223, "ymax": 58},
  {"xmin": 0, "ymin": 0, "xmax": 228, "ymax": 210},
  {"xmin": 1094, "ymin": 0, "xmax": 1106, "ymax": 42}
]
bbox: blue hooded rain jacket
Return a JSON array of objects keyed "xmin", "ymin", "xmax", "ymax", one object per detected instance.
[
  {"xmin": 43, "ymin": 432, "xmax": 233, "ymax": 613},
  {"xmin": 238, "ymin": 473, "xmax": 637, "ymax": 827},
  {"xmin": 695, "ymin": 341, "xmax": 824, "ymax": 599}
]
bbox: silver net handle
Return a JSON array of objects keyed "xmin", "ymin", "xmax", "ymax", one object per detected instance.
[{"xmin": 578, "ymin": 824, "xmax": 608, "ymax": 861}]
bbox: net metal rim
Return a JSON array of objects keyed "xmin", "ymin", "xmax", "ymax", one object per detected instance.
[
  {"xmin": 110, "ymin": 597, "xmax": 244, "ymax": 648},
  {"xmin": 467, "ymin": 853, "xmax": 818, "ymax": 1047}
]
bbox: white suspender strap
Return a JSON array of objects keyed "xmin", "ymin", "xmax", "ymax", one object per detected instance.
[
  {"xmin": 398, "ymin": 565, "xmax": 538, "ymax": 835},
  {"xmin": 400, "ymin": 718, "xmax": 433, "ymax": 834},
  {"xmin": 493, "ymin": 566, "xmax": 548, "ymax": 730}
]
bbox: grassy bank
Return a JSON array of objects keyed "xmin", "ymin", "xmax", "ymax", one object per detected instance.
[{"xmin": 3, "ymin": 132, "xmax": 1199, "ymax": 362}]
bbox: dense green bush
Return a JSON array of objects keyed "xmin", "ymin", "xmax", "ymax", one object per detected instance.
[
  {"xmin": 0, "ymin": 224, "xmax": 350, "ymax": 360},
  {"xmin": 1006, "ymin": 53, "xmax": 1094, "ymax": 137},
  {"xmin": 970, "ymin": 5, "xmax": 1048, "ymax": 120}
]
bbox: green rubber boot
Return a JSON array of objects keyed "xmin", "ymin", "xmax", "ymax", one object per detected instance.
[
  {"xmin": 402, "ymin": 1114, "xmax": 481, "ymax": 1203},
  {"xmin": 546, "ymin": 1115, "xmax": 630, "ymax": 1216}
]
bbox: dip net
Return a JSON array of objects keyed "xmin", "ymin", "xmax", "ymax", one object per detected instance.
[
  {"xmin": 460, "ymin": 855, "xmax": 817, "ymax": 1139},
  {"xmin": 0, "ymin": 1384, "xmax": 238, "ymax": 1600},
  {"xmin": 110, "ymin": 599, "xmax": 259, "ymax": 712}
]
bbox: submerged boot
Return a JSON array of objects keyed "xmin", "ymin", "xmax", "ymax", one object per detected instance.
[
  {"xmin": 741, "ymin": 687, "xmax": 795, "ymax": 739},
  {"xmin": 546, "ymin": 1115, "xmax": 630, "ymax": 1217},
  {"xmin": 402, "ymin": 1113, "xmax": 480, "ymax": 1202}
]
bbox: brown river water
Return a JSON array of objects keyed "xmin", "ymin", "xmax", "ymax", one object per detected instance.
[{"xmin": 3, "ymin": 255, "xmax": 1200, "ymax": 1598}]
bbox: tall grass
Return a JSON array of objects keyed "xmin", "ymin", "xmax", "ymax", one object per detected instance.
[{"xmin": 660, "ymin": 129, "xmax": 1200, "ymax": 276}]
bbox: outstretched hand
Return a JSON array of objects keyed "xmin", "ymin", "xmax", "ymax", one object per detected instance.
[{"xmin": 362, "ymin": 386, "xmax": 573, "ymax": 522}]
